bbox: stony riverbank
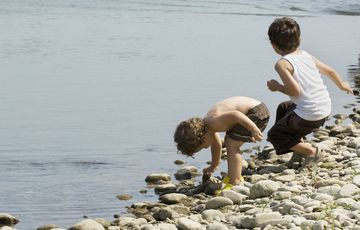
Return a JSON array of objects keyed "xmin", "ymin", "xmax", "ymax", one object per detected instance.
[{"xmin": 2, "ymin": 105, "xmax": 360, "ymax": 230}]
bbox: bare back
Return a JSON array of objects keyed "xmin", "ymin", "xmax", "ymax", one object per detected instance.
[{"xmin": 206, "ymin": 96, "xmax": 261, "ymax": 118}]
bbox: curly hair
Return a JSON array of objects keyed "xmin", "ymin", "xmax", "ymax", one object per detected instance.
[
  {"xmin": 173, "ymin": 117, "xmax": 207, "ymax": 156},
  {"xmin": 268, "ymin": 17, "xmax": 301, "ymax": 53}
]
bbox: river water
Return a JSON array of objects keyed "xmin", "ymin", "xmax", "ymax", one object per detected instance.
[{"xmin": 0, "ymin": 0, "xmax": 359, "ymax": 229}]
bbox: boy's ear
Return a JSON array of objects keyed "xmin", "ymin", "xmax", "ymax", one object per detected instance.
[{"xmin": 270, "ymin": 42, "xmax": 277, "ymax": 49}]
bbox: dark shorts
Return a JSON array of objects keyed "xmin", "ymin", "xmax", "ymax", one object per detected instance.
[
  {"xmin": 267, "ymin": 101, "xmax": 327, "ymax": 155},
  {"xmin": 225, "ymin": 102, "xmax": 270, "ymax": 142}
]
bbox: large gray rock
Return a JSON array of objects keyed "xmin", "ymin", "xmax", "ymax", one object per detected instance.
[
  {"xmin": 316, "ymin": 185, "xmax": 341, "ymax": 196},
  {"xmin": 221, "ymin": 190, "xmax": 247, "ymax": 204},
  {"xmin": 250, "ymin": 180, "xmax": 280, "ymax": 198},
  {"xmin": 205, "ymin": 197, "xmax": 233, "ymax": 209},
  {"xmin": 159, "ymin": 193, "xmax": 187, "ymax": 204},
  {"xmin": 177, "ymin": 217, "xmax": 202, "ymax": 230},
  {"xmin": 201, "ymin": 209, "xmax": 225, "ymax": 222},
  {"xmin": 337, "ymin": 183, "xmax": 360, "ymax": 198},
  {"xmin": 69, "ymin": 219, "xmax": 105, "ymax": 230}
]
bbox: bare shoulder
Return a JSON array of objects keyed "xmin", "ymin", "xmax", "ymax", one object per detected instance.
[
  {"xmin": 276, "ymin": 58, "xmax": 292, "ymax": 69},
  {"xmin": 207, "ymin": 96, "xmax": 261, "ymax": 116}
]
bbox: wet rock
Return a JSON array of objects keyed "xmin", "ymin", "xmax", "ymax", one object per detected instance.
[
  {"xmin": 0, "ymin": 213, "xmax": 19, "ymax": 227},
  {"xmin": 145, "ymin": 174, "xmax": 171, "ymax": 184},
  {"xmin": 174, "ymin": 160, "xmax": 186, "ymax": 165},
  {"xmin": 37, "ymin": 224, "xmax": 59, "ymax": 230},
  {"xmin": 175, "ymin": 166, "xmax": 199, "ymax": 180},
  {"xmin": 116, "ymin": 194, "xmax": 133, "ymax": 200},
  {"xmin": 154, "ymin": 183, "xmax": 177, "ymax": 194}
]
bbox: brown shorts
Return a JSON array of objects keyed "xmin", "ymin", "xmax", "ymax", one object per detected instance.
[
  {"xmin": 226, "ymin": 102, "xmax": 270, "ymax": 142},
  {"xmin": 267, "ymin": 101, "xmax": 327, "ymax": 155}
]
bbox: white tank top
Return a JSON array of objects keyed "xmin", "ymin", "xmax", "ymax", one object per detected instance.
[{"xmin": 283, "ymin": 50, "xmax": 331, "ymax": 121}]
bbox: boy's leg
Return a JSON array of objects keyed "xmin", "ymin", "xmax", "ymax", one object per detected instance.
[
  {"xmin": 290, "ymin": 142, "xmax": 326, "ymax": 167},
  {"xmin": 290, "ymin": 142, "xmax": 316, "ymax": 156},
  {"xmin": 224, "ymin": 136, "xmax": 244, "ymax": 185},
  {"xmin": 275, "ymin": 101, "xmax": 296, "ymax": 123}
]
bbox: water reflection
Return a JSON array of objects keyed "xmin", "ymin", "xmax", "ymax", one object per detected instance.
[{"xmin": 348, "ymin": 55, "xmax": 360, "ymax": 101}]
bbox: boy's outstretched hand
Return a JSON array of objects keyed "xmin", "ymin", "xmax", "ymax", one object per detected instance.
[{"xmin": 340, "ymin": 81, "xmax": 353, "ymax": 94}]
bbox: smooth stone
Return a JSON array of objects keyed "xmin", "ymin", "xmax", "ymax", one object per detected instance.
[
  {"xmin": 177, "ymin": 217, "xmax": 202, "ymax": 230},
  {"xmin": 0, "ymin": 213, "xmax": 19, "ymax": 227},
  {"xmin": 145, "ymin": 174, "xmax": 171, "ymax": 183},
  {"xmin": 175, "ymin": 166, "xmax": 199, "ymax": 180},
  {"xmin": 201, "ymin": 209, "xmax": 225, "ymax": 222},
  {"xmin": 116, "ymin": 194, "xmax": 133, "ymax": 200},
  {"xmin": 272, "ymin": 191, "xmax": 292, "ymax": 200},
  {"xmin": 353, "ymin": 175, "xmax": 360, "ymax": 187},
  {"xmin": 221, "ymin": 190, "xmax": 247, "ymax": 204},
  {"xmin": 154, "ymin": 183, "xmax": 177, "ymax": 194},
  {"xmin": 69, "ymin": 219, "xmax": 105, "ymax": 230},
  {"xmin": 231, "ymin": 185, "xmax": 250, "ymax": 196},
  {"xmin": 205, "ymin": 197, "xmax": 233, "ymax": 209},
  {"xmin": 337, "ymin": 183, "xmax": 360, "ymax": 197},
  {"xmin": 316, "ymin": 185, "xmax": 341, "ymax": 196},
  {"xmin": 250, "ymin": 180, "xmax": 281, "ymax": 199},
  {"xmin": 153, "ymin": 207, "xmax": 178, "ymax": 221},
  {"xmin": 206, "ymin": 222, "xmax": 229, "ymax": 230},
  {"xmin": 159, "ymin": 193, "xmax": 187, "ymax": 204},
  {"xmin": 36, "ymin": 224, "xmax": 59, "ymax": 230}
]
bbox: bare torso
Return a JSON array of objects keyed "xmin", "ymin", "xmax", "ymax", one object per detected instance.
[{"xmin": 206, "ymin": 96, "xmax": 261, "ymax": 118}]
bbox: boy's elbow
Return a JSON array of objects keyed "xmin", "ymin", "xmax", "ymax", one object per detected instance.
[
  {"xmin": 288, "ymin": 89, "xmax": 301, "ymax": 97},
  {"xmin": 291, "ymin": 92, "xmax": 301, "ymax": 97}
]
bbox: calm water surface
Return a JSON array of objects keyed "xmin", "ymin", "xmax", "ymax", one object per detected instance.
[{"xmin": 0, "ymin": 1, "xmax": 360, "ymax": 229}]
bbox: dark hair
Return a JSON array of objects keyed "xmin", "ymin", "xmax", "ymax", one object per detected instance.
[
  {"xmin": 268, "ymin": 17, "xmax": 301, "ymax": 53},
  {"xmin": 173, "ymin": 117, "xmax": 206, "ymax": 156}
]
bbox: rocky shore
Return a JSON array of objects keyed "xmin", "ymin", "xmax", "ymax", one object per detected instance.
[{"xmin": 2, "ymin": 105, "xmax": 360, "ymax": 230}]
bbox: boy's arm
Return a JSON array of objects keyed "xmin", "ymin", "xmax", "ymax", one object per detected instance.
[
  {"xmin": 203, "ymin": 133, "xmax": 222, "ymax": 176},
  {"xmin": 313, "ymin": 57, "xmax": 353, "ymax": 93},
  {"xmin": 206, "ymin": 111, "xmax": 263, "ymax": 141},
  {"xmin": 267, "ymin": 59, "xmax": 301, "ymax": 96}
]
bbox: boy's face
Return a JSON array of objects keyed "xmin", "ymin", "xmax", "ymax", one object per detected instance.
[
  {"xmin": 200, "ymin": 132, "xmax": 212, "ymax": 149},
  {"xmin": 192, "ymin": 132, "xmax": 212, "ymax": 154}
]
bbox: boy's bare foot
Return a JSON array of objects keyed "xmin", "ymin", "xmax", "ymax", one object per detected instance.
[
  {"xmin": 286, "ymin": 152, "xmax": 304, "ymax": 169},
  {"xmin": 302, "ymin": 147, "xmax": 326, "ymax": 169}
]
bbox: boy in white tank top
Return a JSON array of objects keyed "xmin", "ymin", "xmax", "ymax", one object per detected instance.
[{"xmin": 266, "ymin": 17, "xmax": 353, "ymax": 168}]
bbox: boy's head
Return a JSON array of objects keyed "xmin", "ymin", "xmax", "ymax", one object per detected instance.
[
  {"xmin": 268, "ymin": 17, "xmax": 301, "ymax": 54},
  {"xmin": 174, "ymin": 117, "xmax": 207, "ymax": 157}
]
